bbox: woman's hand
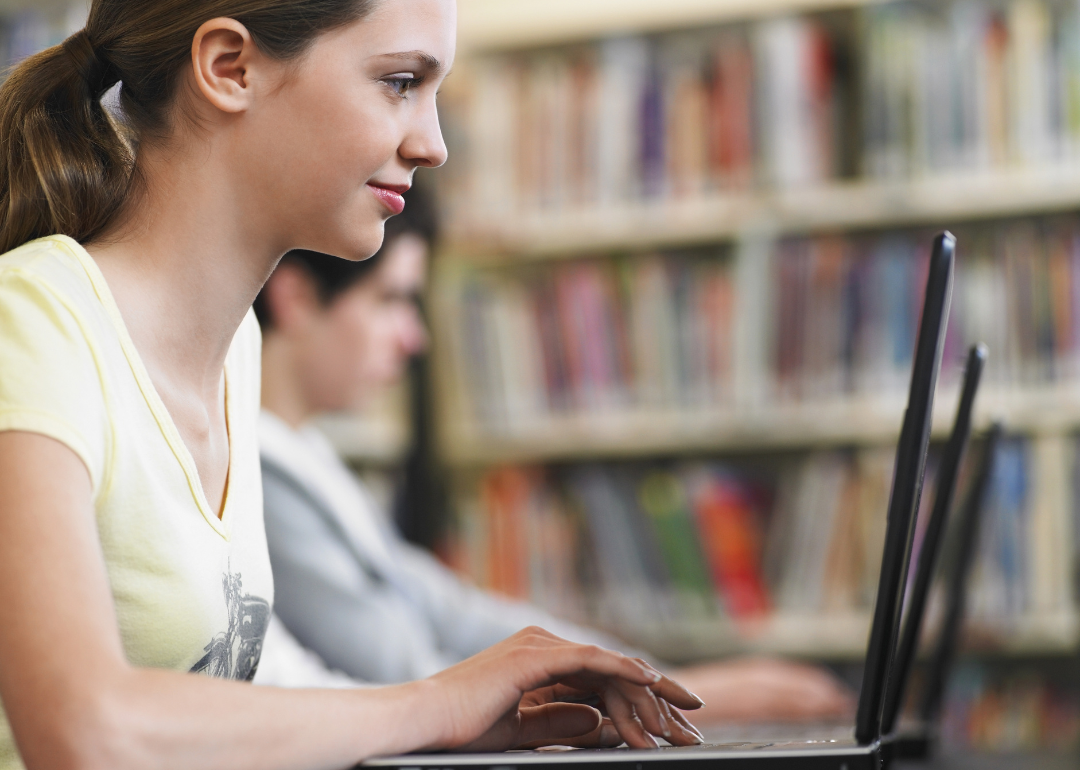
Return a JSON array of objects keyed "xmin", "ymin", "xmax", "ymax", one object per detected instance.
[{"xmin": 426, "ymin": 627, "xmax": 705, "ymax": 752}]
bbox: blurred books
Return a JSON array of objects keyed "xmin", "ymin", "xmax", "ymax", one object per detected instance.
[
  {"xmin": 443, "ymin": 0, "xmax": 1080, "ymax": 232},
  {"xmin": 443, "ymin": 216, "xmax": 1080, "ymax": 443},
  {"xmin": 444, "ymin": 433, "xmax": 1078, "ymax": 659},
  {"xmin": 864, "ymin": 0, "xmax": 1080, "ymax": 178},
  {"xmin": 447, "ymin": 251, "xmax": 735, "ymax": 431},
  {"xmin": 446, "ymin": 15, "xmax": 851, "ymax": 224},
  {"xmin": 940, "ymin": 663, "xmax": 1080, "ymax": 753}
]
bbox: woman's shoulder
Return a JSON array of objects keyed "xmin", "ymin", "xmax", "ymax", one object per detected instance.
[
  {"xmin": 0, "ymin": 236, "xmax": 114, "ymax": 495},
  {"xmin": 0, "ymin": 235, "xmax": 102, "ymax": 309},
  {"xmin": 0, "ymin": 234, "xmax": 91, "ymax": 270}
]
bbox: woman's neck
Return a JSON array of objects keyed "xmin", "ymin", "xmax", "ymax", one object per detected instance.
[{"xmin": 88, "ymin": 138, "xmax": 282, "ymax": 397}]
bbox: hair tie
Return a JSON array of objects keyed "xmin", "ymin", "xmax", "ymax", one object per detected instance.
[{"xmin": 62, "ymin": 30, "xmax": 120, "ymax": 97}]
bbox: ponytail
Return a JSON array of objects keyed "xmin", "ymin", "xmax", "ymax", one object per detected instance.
[
  {"xmin": 0, "ymin": 0, "xmax": 376, "ymax": 255},
  {"xmin": 0, "ymin": 30, "xmax": 133, "ymax": 254}
]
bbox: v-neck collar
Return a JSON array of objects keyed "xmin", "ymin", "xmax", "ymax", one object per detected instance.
[{"xmin": 53, "ymin": 235, "xmax": 235, "ymax": 541}]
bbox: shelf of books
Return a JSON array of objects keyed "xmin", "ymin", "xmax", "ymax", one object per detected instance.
[
  {"xmin": 442, "ymin": 0, "xmax": 1080, "ymax": 257},
  {"xmin": 430, "ymin": 0, "xmax": 1080, "ymax": 697},
  {"xmin": 441, "ymin": 432, "xmax": 1078, "ymax": 660},
  {"xmin": 434, "ymin": 218, "xmax": 1080, "ymax": 464}
]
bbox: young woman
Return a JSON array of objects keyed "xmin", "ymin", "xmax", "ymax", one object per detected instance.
[{"xmin": 0, "ymin": 2, "xmax": 705, "ymax": 769}]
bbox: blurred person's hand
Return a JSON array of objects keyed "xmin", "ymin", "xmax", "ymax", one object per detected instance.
[
  {"xmin": 429, "ymin": 626, "xmax": 705, "ymax": 751},
  {"xmin": 672, "ymin": 657, "xmax": 855, "ymax": 724}
]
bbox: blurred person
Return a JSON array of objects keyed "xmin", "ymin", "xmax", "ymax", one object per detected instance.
[
  {"xmin": 0, "ymin": 2, "xmax": 705, "ymax": 768},
  {"xmin": 253, "ymin": 187, "xmax": 854, "ymax": 725}
]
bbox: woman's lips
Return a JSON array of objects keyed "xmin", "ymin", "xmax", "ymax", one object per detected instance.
[{"xmin": 367, "ymin": 184, "xmax": 406, "ymax": 215}]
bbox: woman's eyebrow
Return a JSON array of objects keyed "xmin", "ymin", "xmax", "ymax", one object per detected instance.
[{"xmin": 379, "ymin": 51, "xmax": 445, "ymax": 76}]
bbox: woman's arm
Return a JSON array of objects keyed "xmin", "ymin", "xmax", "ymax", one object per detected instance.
[{"xmin": 0, "ymin": 432, "xmax": 701, "ymax": 770}]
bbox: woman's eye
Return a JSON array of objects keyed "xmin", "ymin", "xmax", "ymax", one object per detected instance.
[{"xmin": 383, "ymin": 73, "xmax": 423, "ymax": 98}]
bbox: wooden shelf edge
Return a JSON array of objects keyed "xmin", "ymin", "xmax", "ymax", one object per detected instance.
[
  {"xmin": 619, "ymin": 610, "xmax": 1080, "ymax": 663},
  {"xmin": 438, "ymin": 383, "xmax": 1080, "ymax": 466},
  {"xmin": 458, "ymin": 0, "xmax": 888, "ymax": 53},
  {"xmin": 444, "ymin": 169, "xmax": 1080, "ymax": 261}
]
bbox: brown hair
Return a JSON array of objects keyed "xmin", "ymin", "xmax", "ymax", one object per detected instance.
[{"xmin": 0, "ymin": 0, "xmax": 376, "ymax": 254}]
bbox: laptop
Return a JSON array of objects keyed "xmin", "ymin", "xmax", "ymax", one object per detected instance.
[
  {"xmin": 878, "ymin": 344, "xmax": 987, "ymax": 740},
  {"xmin": 362, "ymin": 231, "xmax": 956, "ymax": 770},
  {"xmin": 886, "ymin": 420, "xmax": 1004, "ymax": 762},
  {"xmin": 679, "ymin": 342, "xmax": 990, "ymax": 758}
]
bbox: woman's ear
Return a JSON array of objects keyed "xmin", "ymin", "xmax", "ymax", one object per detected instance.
[
  {"xmin": 190, "ymin": 17, "xmax": 260, "ymax": 114},
  {"xmin": 264, "ymin": 263, "xmax": 323, "ymax": 334}
]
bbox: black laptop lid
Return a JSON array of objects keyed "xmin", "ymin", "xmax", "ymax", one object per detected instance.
[
  {"xmin": 854, "ymin": 232, "xmax": 955, "ymax": 746},
  {"xmin": 917, "ymin": 422, "xmax": 1003, "ymax": 726},
  {"xmin": 879, "ymin": 344, "xmax": 987, "ymax": 737}
]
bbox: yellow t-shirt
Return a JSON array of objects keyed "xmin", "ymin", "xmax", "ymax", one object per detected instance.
[{"xmin": 0, "ymin": 236, "xmax": 273, "ymax": 769}]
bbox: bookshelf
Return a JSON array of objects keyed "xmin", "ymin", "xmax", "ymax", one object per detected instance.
[
  {"xmin": 628, "ymin": 610, "xmax": 1080, "ymax": 663},
  {"xmin": 431, "ymin": 0, "xmax": 1080, "ymax": 704},
  {"xmin": 444, "ymin": 168, "xmax": 1080, "ymax": 261},
  {"xmin": 457, "ymin": 0, "xmax": 890, "ymax": 52},
  {"xmin": 437, "ymin": 382, "xmax": 1080, "ymax": 467}
]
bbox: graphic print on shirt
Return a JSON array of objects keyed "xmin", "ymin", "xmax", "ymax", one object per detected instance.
[{"xmin": 189, "ymin": 570, "xmax": 270, "ymax": 681}]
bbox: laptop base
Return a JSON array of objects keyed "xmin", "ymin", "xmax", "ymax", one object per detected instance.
[
  {"xmin": 885, "ymin": 732, "xmax": 933, "ymax": 762},
  {"xmin": 364, "ymin": 742, "xmax": 883, "ymax": 770}
]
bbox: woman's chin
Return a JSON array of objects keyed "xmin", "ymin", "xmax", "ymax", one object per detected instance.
[{"xmin": 302, "ymin": 223, "xmax": 387, "ymax": 263}]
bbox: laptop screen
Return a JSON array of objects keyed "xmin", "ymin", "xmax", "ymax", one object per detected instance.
[{"xmin": 853, "ymin": 232, "xmax": 955, "ymax": 746}]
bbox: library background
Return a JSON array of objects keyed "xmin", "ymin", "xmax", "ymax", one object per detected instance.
[{"xmin": 8, "ymin": 0, "xmax": 1080, "ymax": 761}]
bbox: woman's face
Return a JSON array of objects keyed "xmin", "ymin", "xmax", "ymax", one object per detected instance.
[{"xmin": 241, "ymin": 0, "xmax": 455, "ymax": 261}]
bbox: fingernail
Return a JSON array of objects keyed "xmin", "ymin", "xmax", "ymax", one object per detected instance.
[
  {"xmin": 659, "ymin": 714, "xmax": 672, "ymax": 740},
  {"xmin": 690, "ymin": 692, "xmax": 706, "ymax": 707},
  {"xmin": 644, "ymin": 733, "xmax": 660, "ymax": 749},
  {"xmin": 677, "ymin": 718, "xmax": 704, "ymax": 742},
  {"xmin": 639, "ymin": 664, "xmax": 662, "ymax": 683}
]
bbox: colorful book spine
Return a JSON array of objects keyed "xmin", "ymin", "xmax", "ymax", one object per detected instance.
[
  {"xmin": 637, "ymin": 470, "xmax": 718, "ymax": 618},
  {"xmin": 686, "ymin": 467, "xmax": 771, "ymax": 619}
]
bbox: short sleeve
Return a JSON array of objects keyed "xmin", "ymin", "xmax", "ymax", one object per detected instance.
[{"xmin": 0, "ymin": 268, "xmax": 110, "ymax": 495}]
